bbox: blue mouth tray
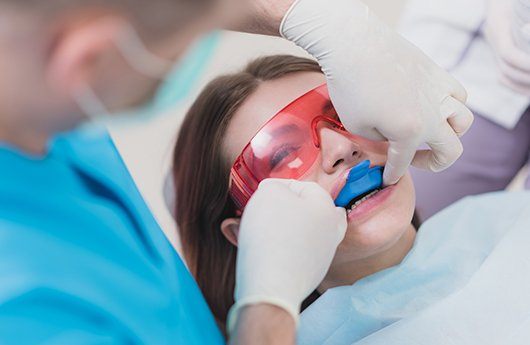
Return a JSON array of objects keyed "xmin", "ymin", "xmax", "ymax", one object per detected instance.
[{"xmin": 335, "ymin": 160, "xmax": 383, "ymax": 208}]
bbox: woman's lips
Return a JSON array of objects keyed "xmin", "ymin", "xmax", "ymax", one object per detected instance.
[{"xmin": 346, "ymin": 182, "xmax": 397, "ymax": 223}]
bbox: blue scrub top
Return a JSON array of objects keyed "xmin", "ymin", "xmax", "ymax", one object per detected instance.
[{"xmin": 0, "ymin": 127, "xmax": 225, "ymax": 344}]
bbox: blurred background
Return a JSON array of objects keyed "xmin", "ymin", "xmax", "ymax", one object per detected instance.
[{"xmin": 109, "ymin": 0, "xmax": 407, "ymax": 249}]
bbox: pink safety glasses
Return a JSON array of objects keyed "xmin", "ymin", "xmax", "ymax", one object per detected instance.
[{"xmin": 229, "ymin": 83, "xmax": 351, "ymax": 210}]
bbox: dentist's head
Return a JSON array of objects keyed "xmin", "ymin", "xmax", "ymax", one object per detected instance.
[{"xmin": 0, "ymin": 0, "xmax": 223, "ymax": 153}]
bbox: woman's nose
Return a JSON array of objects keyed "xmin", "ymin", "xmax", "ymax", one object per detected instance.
[{"xmin": 319, "ymin": 127, "xmax": 362, "ymax": 174}]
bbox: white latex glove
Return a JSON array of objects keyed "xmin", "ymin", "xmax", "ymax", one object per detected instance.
[
  {"xmin": 485, "ymin": 0, "xmax": 530, "ymax": 95},
  {"xmin": 281, "ymin": 0, "xmax": 474, "ymax": 185},
  {"xmin": 227, "ymin": 179, "xmax": 347, "ymax": 332}
]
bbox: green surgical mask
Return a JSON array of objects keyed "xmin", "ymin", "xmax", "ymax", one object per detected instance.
[{"xmin": 74, "ymin": 25, "xmax": 219, "ymax": 124}]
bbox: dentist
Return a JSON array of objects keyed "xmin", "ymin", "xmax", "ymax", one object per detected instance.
[{"xmin": 0, "ymin": 0, "xmax": 472, "ymax": 344}]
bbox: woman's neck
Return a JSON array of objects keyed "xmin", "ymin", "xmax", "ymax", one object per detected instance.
[{"xmin": 318, "ymin": 224, "xmax": 416, "ymax": 292}]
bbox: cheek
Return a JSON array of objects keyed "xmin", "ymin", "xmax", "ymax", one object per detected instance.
[{"xmin": 299, "ymin": 159, "xmax": 331, "ymax": 187}]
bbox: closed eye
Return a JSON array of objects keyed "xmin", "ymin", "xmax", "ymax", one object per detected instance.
[{"xmin": 270, "ymin": 145, "xmax": 301, "ymax": 170}]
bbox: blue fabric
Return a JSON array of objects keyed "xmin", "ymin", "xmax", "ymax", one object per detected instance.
[
  {"xmin": 0, "ymin": 127, "xmax": 224, "ymax": 345},
  {"xmin": 298, "ymin": 191, "xmax": 530, "ymax": 345},
  {"xmin": 354, "ymin": 192, "xmax": 530, "ymax": 344}
]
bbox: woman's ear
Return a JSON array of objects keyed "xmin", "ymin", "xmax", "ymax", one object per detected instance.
[{"xmin": 220, "ymin": 218, "xmax": 240, "ymax": 247}]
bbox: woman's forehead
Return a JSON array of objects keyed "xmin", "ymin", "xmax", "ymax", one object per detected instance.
[{"xmin": 224, "ymin": 72, "xmax": 326, "ymax": 164}]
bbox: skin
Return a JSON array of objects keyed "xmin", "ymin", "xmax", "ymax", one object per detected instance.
[
  {"xmin": 221, "ymin": 72, "xmax": 417, "ymax": 294},
  {"xmin": 0, "ymin": 0, "xmax": 291, "ymax": 154},
  {"xmin": 0, "ymin": 0, "xmax": 302, "ymax": 343},
  {"xmin": 0, "ymin": 5, "xmax": 214, "ymax": 154}
]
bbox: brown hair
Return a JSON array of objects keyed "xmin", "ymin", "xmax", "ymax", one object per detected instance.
[{"xmin": 172, "ymin": 55, "xmax": 323, "ymax": 335}]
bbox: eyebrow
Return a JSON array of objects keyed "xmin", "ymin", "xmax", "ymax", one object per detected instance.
[
  {"xmin": 266, "ymin": 100, "xmax": 334, "ymax": 138},
  {"xmin": 270, "ymin": 123, "xmax": 302, "ymax": 137}
]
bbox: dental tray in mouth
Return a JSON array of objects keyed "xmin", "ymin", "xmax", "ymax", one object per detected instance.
[{"xmin": 335, "ymin": 160, "xmax": 383, "ymax": 208}]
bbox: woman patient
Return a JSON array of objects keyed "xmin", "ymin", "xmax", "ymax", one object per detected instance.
[{"xmin": 171, "ymin": 55, "xmax": 529, "ymax": 342}]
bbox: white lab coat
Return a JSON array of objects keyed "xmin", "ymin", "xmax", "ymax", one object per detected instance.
[{"xmin": 399, "ymin": 0, "xmax": 530, "ymax": 129}]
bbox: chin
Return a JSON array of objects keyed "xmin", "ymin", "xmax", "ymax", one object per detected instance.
[
  {"xmin": 47, "ymin": 113, "xmax": 87, "ymax": 134},
  {"xmin": 338, "ymin": 214, "xmax": 412, "ymax": 261}
]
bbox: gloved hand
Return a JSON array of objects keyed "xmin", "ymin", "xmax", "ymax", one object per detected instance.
[
  {"xmin": 227, "ymin": 179, "xmax": 347, "ymax": 332},
  {"xmin": 485, "ymin": 0, "xmax": 530, "ymax": 95},
  {"xmin": 281, "ymin": 0, "xmax": 474, "ymax": 185}
]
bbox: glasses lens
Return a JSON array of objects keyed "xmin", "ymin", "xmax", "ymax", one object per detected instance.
[{"xmin": 230, "ymin": 84, "xmax": 339, "ymax": 209}]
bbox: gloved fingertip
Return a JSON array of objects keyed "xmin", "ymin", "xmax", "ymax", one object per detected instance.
[
  {"xmin": 450, "ymin": 81, "xmax": 468, "ymax": 103},
  {"xmin": 335, "ymin": 208, "xmax": 347, "ymax": 239},
  {"xmin": 257, "ymin": 178, "xmax": 275, "ymax": 189},
  {"xmin": 292, "ymin": 181, "xmax": 330, "ymax": 200},
  {"xmin": 426, "ymin": 154, "xmax": 450, "ymax": 172},
  {"xmin": 385, "ymin": 141, "xmax": 416, "ymax": 186},
  {"xmin": 429, "ymin": 161, "xmax": 448, "ymax": 173},
  {"xmin": 335, "ymin": 206, "xmax": 347, "ymax": 218},
  {"xmin": 382, "ymin": 168, "xmax": 400, "ymax": 187},
  {"xmin": 259, "ymin": 178, "xmax": 293, "ymax": 192}
]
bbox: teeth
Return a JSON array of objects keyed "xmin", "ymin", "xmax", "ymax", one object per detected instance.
[{"xmin": 348, "ymin": 188, "xmax": 381, "ymax": 212}]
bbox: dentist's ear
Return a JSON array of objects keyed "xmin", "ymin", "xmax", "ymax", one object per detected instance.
[
  {"xmin": 221, "ymin": 218, "xmax": 241, "ymax": 247},
  {"xmin": 45, "ymin": 15, "xmax": 127, "ymax": 94}
]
